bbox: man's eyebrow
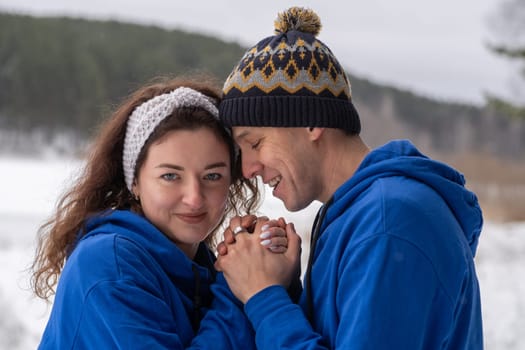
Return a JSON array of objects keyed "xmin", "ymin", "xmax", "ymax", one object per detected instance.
[{"xmin": 234, "ymin": 130, "xmax": 250, "ymax": 141}]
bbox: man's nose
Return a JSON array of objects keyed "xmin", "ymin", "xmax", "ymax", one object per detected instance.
[{"xmin": 241, "ymin": 152, "xmax": 263, "ymax": 179}]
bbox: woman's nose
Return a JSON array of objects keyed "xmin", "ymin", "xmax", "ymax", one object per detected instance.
[{"xmin": 182, "ymin": 178, "xmax": 204, "ymax": 209}]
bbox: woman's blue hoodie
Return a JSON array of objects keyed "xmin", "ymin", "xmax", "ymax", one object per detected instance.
[
  {"xmin": 38, "ymin": 210, "xmax": 255, "ymax": 349},
  {"xmin": 244, "ymin": 140, "xmax": 483, "ymax": 349}
]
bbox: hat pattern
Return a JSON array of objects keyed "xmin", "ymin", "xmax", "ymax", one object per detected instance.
[
  {"xmin": 224, "ymin": 34, "xmax": 351, "ymax": 98},
  {"xmin": 220, "ymin": 7, "xmax": 360, "ymax": 133}
]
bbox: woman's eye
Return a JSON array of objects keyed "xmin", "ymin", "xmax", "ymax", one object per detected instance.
[
  {"xmin": 204, "ymin": 173, "xmax": 222, "ymax": 181},
  {"xmin": 251, "ymin": 140, "xmax": 261, "ymax": 150},
  {"xmin": 161, "ymin": 173, "xmax": 179, "ymax": 181}
]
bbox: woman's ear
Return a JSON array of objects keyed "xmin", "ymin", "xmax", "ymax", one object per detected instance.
[
  {"xmin": 131, "ymin": 182, "xmax": 140, "ymax": 201},
  {"xmin": 307, "ymin": 127, "xmax": 325, "ymax": 141}
]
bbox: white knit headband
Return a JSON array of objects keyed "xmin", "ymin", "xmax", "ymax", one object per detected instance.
[{"xmin": 122, "ymin": 87, "xmax": 219, "ymax": 191}]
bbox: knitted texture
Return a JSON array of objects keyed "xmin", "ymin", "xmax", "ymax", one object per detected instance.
[
  {"xmin": 219, "ymin": 7, "xmax": 360, "ymax": 133},
  {"xmin": 122, "ymin": 87, "xmax": 219, "ymax": 191}
]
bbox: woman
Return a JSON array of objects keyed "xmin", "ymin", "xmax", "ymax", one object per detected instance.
[{"xmin": 31, "ymin": 75, "xmax": 288, "ymax": 349}]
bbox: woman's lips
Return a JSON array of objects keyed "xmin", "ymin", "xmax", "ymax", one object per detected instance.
[{"xmin": 176, "ymin": 213, "xmax": 207, "ymax": 224}]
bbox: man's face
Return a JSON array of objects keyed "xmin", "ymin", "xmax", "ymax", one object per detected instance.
[{"xmin": 233, "ymin": 126, "xmax": 321, "ymax": 212}]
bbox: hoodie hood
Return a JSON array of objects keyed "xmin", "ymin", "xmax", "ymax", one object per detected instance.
[
  {"xmin": 82, "ymin": 210, "xmax": 215, "ymax": 298},
  {"xmin": 328, "ymin": 140, "xmax": 483, "ymax": 256}
]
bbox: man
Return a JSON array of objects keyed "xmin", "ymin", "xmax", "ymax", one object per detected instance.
[{"xmin": 215, "ymin": 7, "xmax": 483, "ymax": 349}]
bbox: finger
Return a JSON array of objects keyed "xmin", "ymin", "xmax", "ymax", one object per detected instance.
[
  {"xmin": 257, "ymin": 215, "xmax": 269, "ymax": 222},
  {"xmin": 259, "ymin": 225, "xmax": 288, "ymax": 253},
  {"xmin": 251, "ymin": 215, "xmax": 269, "ymax": 232},
  {"xmin": 231, "ymin": 215, "xmax": 258, "ymax": 235},
  {"xmin": 216, "ymin": 242, "xmax": 228, "ymax": 256},
  {"xmin": 277, "ymin": 217, "xmax": 287, "ymax": 228},
  {"xmin": 240, "ymin": 214, "xmax": 258, "ymax": 232},
  {"xmin": 268, "ymin": 245, "xmax": 287, "ymax": 253},
  {"xmin": 233, "ymin": 225, "xmax": 246, "ymax": 235},
  {"xmin": 223, "ymin": 227, "xmax": 236, "ymax": 244},
  {"xmin": 257, "ymin": 219, "xmax": 283, "ymax": 236},
  {"xmin": 260, "ymin": 219, "xmax": 279, "ymax": 229},
  {"xmin": 261, "ymin": 236, "xmax": 288, "ymax": 253},
  {"xmin": 229, "ymin": 215, "xmax": 243, "ymax": 233},
  {"xmin": 250, "ymin": 216, "xmax": 270, "ymax": 235},
  {"xmin": 259, "ymin": 228, "xmax": 285, "ymax": 252},
  {"xmin": 262, "ymin": 225, "xmax": 287, "ymax": 236},
  {"xmin": 261, "ymin": 236, "xmax": 288, "ymax": 249}
]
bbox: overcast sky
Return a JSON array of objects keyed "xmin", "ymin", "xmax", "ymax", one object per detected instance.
[{"xmin": 0, "ymin": 0, "xmax": 518, "ymax": 105}]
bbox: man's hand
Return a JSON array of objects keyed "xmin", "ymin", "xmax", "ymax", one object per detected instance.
[
  {"xmin": 217, "ymin": 215, "xmax": 289, "ymax": 256},
  {"xmin": 215, "ymin": 222, "xmax": 301, "ymax": 304}
]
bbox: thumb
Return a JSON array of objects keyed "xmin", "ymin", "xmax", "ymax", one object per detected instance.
[
  {"xmin": 284, "ymin": 222, "xmax": 302, "ymax": 258},
  {"xmin": 214, "ymin": 258, "xmax": 224, "ymax": 272}
]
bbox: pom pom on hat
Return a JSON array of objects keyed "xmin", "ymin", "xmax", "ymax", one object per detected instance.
[
  {"xmin": 274, "ymin": 6, "xmax": 322, "ymax": 36},
  {"xmin": 219, "ymin": 7, "xmax": 360, "ymax": 134}
]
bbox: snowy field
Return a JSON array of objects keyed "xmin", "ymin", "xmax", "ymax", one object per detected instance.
[{"xmin": 0, "ymin": 155, "xmax": 524, "ymax": 349}]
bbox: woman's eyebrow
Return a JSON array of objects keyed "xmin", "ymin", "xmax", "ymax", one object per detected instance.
[
  {"xmin": 155, "ymin": 162, "xmax": 227, "ymax": 170},
  {"xmin": 204, "ymin": 162, "xmax": 228, "ymax": 170}
]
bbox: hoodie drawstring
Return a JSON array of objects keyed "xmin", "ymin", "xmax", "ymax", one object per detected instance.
[
  {"xmin": 191, "ymin": 264, "xmax": 202, "ymax": 332},
  {"xmin": 305, "ymin": 198, "xmax": 332, "ymax": 323}
]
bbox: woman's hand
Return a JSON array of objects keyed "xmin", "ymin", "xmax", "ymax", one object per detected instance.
[
  {"xmin": 217, "ymin": 215, "xmax": 289, "ymax": 255},
  {"xmin": 215, "ymin": 222, "xmax": 302, "ymax": 303}
]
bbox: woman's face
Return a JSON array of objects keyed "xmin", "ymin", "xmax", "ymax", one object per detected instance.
[{"xmin": 133, "ymin": 127, "xmax": 231, "ymax": 258}]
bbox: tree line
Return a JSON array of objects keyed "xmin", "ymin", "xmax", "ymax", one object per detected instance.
[
  {"xmin": 0, "ymin": 12, "xmax": 245, "ymax": 133},
  {"xmin": 0, "ymin": 12, "xmax": 523, "ymax": 159}
]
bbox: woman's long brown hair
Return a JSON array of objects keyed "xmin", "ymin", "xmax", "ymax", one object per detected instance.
[{"xmin": 31, "ymin": 75, "xmax": 260, "ymax": 301}]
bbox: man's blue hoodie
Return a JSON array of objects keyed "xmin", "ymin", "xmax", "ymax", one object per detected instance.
[
  {"xmin": 38, "ymin": 210, "xmax": 255, "ymax": 349},
  {"xmin": 245, "ymin": 140, "xmax": 483, "ymax": 349}
]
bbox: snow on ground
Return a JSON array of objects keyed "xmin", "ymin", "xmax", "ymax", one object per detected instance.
[{"xmin": 0, "ymin": 156, "xmax": 523, "ymax": 349}]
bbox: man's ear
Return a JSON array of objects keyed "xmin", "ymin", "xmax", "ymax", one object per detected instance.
[{"xmin": 307, "ymin": 127, "xmax": 325, "ymax": 141}]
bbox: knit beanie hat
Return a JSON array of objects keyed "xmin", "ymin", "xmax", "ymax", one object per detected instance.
[{"xmin": 220, "ymin": 7, "xmax": 360, "ymax": 134}]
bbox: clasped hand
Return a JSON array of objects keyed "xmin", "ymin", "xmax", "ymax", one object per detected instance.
[{"xmin": 215, "ymin": 215, "xmax": 302, "ymax": 304}]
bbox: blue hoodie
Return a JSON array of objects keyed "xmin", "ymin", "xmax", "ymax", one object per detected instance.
[
  {"xmin": 244, "ymin": 140, "xmax": 483, "ymax": 349},
  {"xmin": 39, "ymin": 210, "xmax": 255, "ymax": 349}
]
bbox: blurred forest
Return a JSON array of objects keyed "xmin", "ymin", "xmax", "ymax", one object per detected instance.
[{"xmin": 0, "ymin": 12, "xmax": 524, "ymax": 221}]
